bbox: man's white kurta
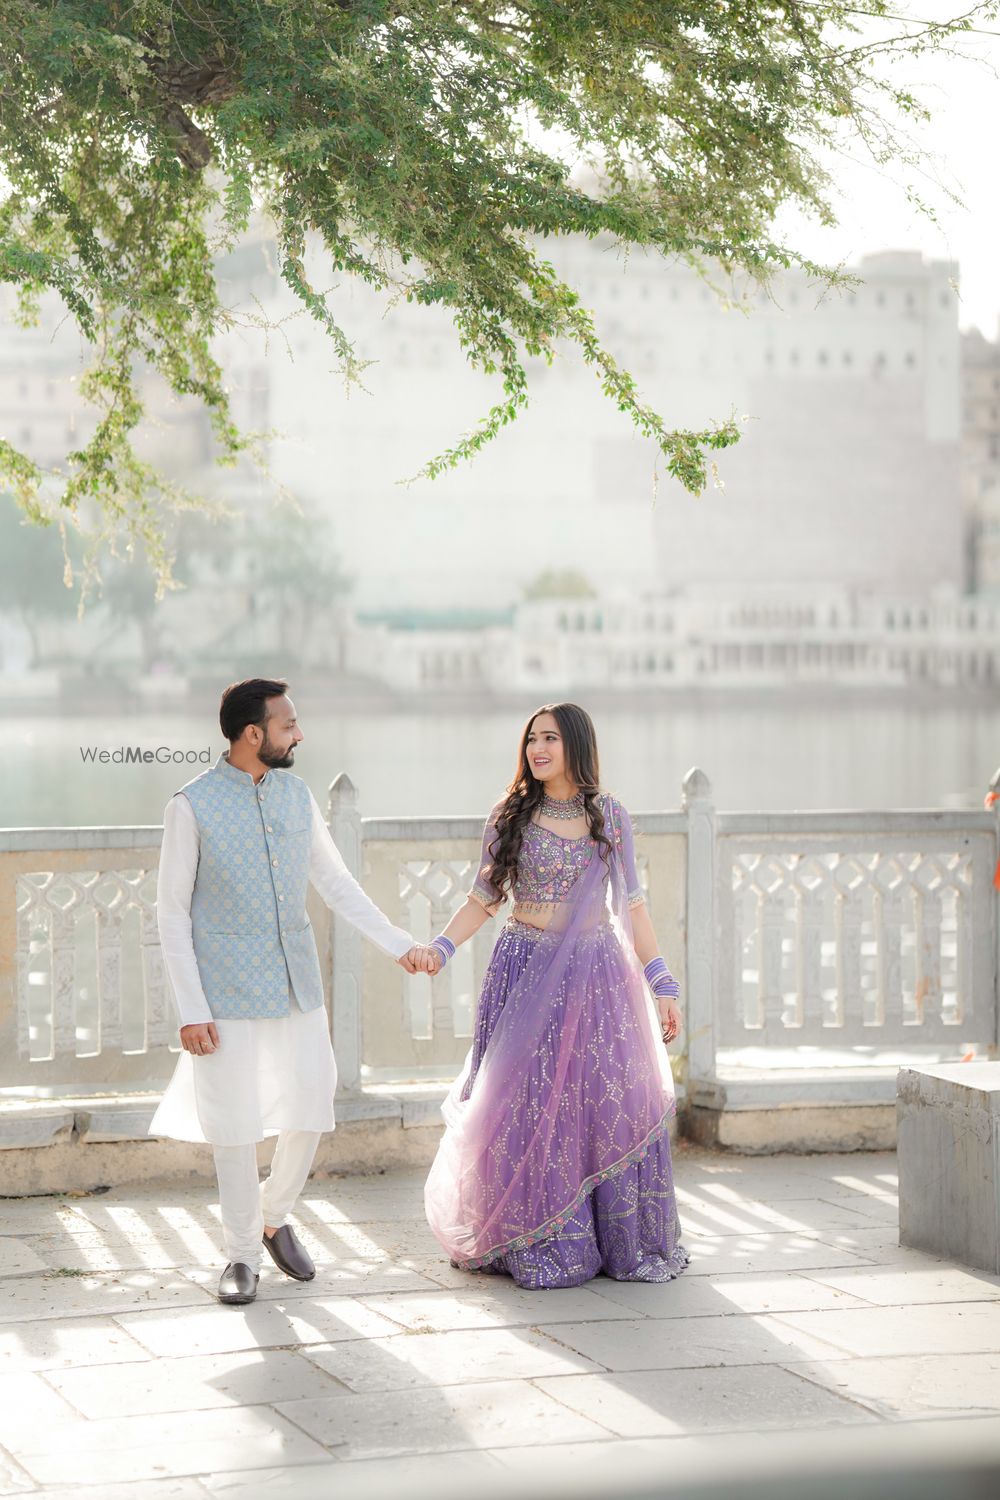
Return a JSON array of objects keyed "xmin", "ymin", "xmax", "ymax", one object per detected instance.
[{"xmin": 150, "ymin": 775, "xmax": 413, "ymax": 1145}]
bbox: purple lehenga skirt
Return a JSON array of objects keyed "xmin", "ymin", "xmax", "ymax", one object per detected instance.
[{"xmin": 456, "ymin": 918, "xmax": 688, "ymax": 1290}]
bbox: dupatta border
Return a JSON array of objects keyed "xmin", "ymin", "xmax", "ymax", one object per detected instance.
[{"xmin": 449, "ymin": 1102, "xmax": 676, "ymax": 1272}]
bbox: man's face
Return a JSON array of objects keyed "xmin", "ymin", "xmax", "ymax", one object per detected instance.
[{"xmin": 256, "ymin": 695, "xmax": 304, "ymax": 769}]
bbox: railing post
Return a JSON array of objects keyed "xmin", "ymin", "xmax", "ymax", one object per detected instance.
[
  {"xmin": 329, "ymin": 772, "xmax": 363, "ymax": 1094},
  {"xmin": 991, "ymin": 765, "xmax": 1000, "ymax": 1057},
  {"xmin": 683, "ymin": 767, "xmax": 717, "ymax": 1093}
]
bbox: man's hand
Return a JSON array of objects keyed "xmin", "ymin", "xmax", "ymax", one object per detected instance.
[
  {"xmin": 179, "ymin": 1022, "xmax": 220, "ymax": 1056},
  {"xmin": 397, "ymin": 945, "xmax": 442, "ymax": 975}
]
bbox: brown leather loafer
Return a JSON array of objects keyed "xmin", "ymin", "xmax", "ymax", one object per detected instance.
[
  {"xmin": 218, "ymin": 1261, "xmax": 259, "ymax": 1304},
  {"xmin": 262, "ymin": 1223, "xmax": 315, "ymax": 1281}
]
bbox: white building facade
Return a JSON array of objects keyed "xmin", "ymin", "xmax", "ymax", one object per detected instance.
[
  {"xmin": 344, "ymin": 585, "xmax": 1000, "ymax": 695},
  {"xmin": 221, "ymin": 239, "xmax": 964, "ymax": 612}
]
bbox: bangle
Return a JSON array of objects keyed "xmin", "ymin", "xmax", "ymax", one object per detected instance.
[
  {"xmin": 430, "ymin": 935, "xmax": 456, "ymax": 968},
  {"xmin": 644, "ymin": 956, "xmax": 680, "ymax": 999}
]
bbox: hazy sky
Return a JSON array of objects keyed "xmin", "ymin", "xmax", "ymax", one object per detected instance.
[{"xmin": 772, "ymin": 3, "xmax": 1000, "ymax": 337}]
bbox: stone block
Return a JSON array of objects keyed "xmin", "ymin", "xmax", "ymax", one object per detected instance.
[
  {"xmin": 74, "ymin": 1102, "xmax": 159, "ymax": 1143},
  {"xmin": 0, "ymin": 1104, "xmax": 74, "ymax": 1150},
  {"xmin": 897, "ymin": 1062, "xmax": 1000, "ymax": 1274},
  {"xmin": 684, "ymin": 1103, "xmax": 896, "ymax": 1154}
]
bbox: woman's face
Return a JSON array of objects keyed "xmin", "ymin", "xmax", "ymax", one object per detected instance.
[{"xmin": 525, "ymin": 713, "xmax": 567, "ymax": 785}]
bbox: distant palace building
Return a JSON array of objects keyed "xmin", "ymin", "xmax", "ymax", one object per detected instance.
[
  {"xmin": 345, "ymin": 585, "xmax": 1000, "ymax": 695},
  {"xmin": 211, "ymin": 238, "xmax": 965, "ymax": 611},
  {"xmin": 1, "ymin": 230, "xmax": 990, "ymax": 692}
]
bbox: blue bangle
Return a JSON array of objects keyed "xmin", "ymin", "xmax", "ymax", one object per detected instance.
[
  {"xmin": 430, "ymin": 935, "xmax": 456, "ymax": 967},
  {"xmin": 644, "ymin": 957, "xmax": 679, "ymax": 998}
]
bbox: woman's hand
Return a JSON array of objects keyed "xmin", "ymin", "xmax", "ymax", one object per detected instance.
[
  {"xmin": 658, "ymin": 1000, "xmax": 682, "ymax": 1047},
  {"xmin": 398, "ymin": 945, "xmax": 443, "ymax": 975}
]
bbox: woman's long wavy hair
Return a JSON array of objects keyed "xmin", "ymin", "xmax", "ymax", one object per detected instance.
[{"xmin": 485, "ymin": 703, "xmax": 613, "ymax": 901}]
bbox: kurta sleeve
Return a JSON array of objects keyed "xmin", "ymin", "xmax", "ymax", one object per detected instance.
[
  {"xmin": 610, "ymin": 796, "xmax": 646, "ymax": 908},
  {"xmin": 467, "ymin": 804, "xmax": 506, "ymax": 917},
  {"xmin": 156, "ymin": 792, "xmax": 215, "ymax": 1030},
  {"xmin": 307, "ymin": 790, "xmax": 415, "ymax": 959}
]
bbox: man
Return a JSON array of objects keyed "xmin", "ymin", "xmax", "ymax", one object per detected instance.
[{"xmin": 150, "ymin": 677, "xmax": 430, "ymax": 1305}]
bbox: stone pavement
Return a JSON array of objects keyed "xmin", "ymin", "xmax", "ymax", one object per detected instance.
[{"xmin": 1, "ymin": 1141, "xmax": 999, "ymax": 1498}]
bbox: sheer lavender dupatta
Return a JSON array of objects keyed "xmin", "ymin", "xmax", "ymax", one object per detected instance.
[{"xmin": 424, "ymin": 795, "xmax": 675, "ymax": 1269}]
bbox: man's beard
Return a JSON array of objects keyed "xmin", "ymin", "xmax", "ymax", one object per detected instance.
[{"xmin": 258, "ymin": 736, "xmax": 295, "ymax": 769}]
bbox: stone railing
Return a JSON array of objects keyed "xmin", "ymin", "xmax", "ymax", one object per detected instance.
[{"xmin": 1, "ymin": 769, "xmax": 996, "ymax": 1158}]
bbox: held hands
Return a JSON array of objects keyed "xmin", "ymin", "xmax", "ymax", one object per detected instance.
[{"xmin": 397, "ymin": 944, "xmax": 444, "ymax": 976}]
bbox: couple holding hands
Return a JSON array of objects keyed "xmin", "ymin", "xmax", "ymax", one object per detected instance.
[{"xmin": 151, "ymin": 679, "xmax": 686, "ymax": 1303}]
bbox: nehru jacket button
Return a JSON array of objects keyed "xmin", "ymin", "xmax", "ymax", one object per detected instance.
[
  {"xmin": 272, "ymin": 857, "xmax": 278, "ymax": 866},
  {"xmin": 266, "ymin": 825, "xmax": 273, "ymax": 832},
  {"xmin": 278, "ymin": 894, "xmax": 285, "ymax": 901}
]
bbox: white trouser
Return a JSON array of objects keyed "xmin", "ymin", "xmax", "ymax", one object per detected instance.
[{"xmin": 212, "ymin": 1130, "xmax": 321, "ymax": 1271}]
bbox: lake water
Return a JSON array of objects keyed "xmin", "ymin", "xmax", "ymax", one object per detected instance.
[{"xmin": 3, "ymin": 701, "xmax": 997, "ymax": 827}]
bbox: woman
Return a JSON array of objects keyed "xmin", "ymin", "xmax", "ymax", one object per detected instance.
[{"xmin": 422, "ymin": 702, "xmax": 688, "ymax": 1289}]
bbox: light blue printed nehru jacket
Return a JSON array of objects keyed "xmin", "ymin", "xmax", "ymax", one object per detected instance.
[{"xmin": 180, "ymin": 751, "xmax": 324, "ymax": 1019}]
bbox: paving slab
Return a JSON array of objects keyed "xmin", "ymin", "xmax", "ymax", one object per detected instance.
[
  {"xmin": 18, "ymin": 1233, "xmax": 192, "ymax": 1274},
  {"xmin": 674, "ymin": 1164, "xmax": 849, "ymax": 1201},
  {"xmin": 801, "ymin": 1265, "xmax": 1000, "ymax": 1306},
  {"xmin": 678, "ymin": 1233, "xmax": 871, "ymax": 1276},
  {"xmin": 536, "ymin": 1312, "xmax": 851, "ymax": 1371},
  {"xmin": 589, "ymin": 1271, "xmax": 871, "ymax": 1318},
  {"xmin": 0, "ymin": 1371, "xmax": 80, "ymax": 1449},
  {"xmin": 790, "ymin": 1352, "xmax": 1000, "ymax": 1419},
  {"xmin": 6, "ymin": 1404, "xmax": 332, "ymax": 1487},
  {"xmin": 531, "ymin": 1365, "xmax": 879, "ymax": 1436},
  {"xmin": 270, "ymin": 1180, "xmax": 428, "ymax": 1229},
  {"xmin": 45, "ymin": 1348, "xmax": 349, "ymax": 1419},
  {"xmin": 0, "ymin": 1315, "xmax": 152, "ymax": 1372},
  {"xmin": 180, "ymin": 1262, "xmax": 441, "ymax": 1300},
  {"xmin": 0, "ymin": 1239, "xmax": 49, "ymax": 1278},
  {"xmin": 676, "ymin": 1192, "xmax": 878, "ymax": 1238},
  {"xmin": 488, "ymin": 1416, "xmax": 1000, "ymax": 1477},
  {"xmin": 0, "ymin": 1201, "xmax": 93, "ymax": 1235},
  {"xmin": 0, "ymin": 1445, "xmax": 35, "ymax": 1499},
  {"xmin": 275, "ymin": 1378, "xmax": 612, "ymax": 1460},
  {"xmin": 825, "ymin": 1193, "xmax": 899, "ymax": 1224},
  {"xmin": 27, "ymin": 1482, "xmax": 206, "ymax": 1500},
  {"xmin": 806, "ymin": 1224, "xmax": 960, "ymax": 1267},
  {"xmin": 356, "ymin": 1283, "xmax": 632, "ymax": 1332},
  {"xmin": 0, "ymin": 1269, "xmax": 213, "ymax": 1324},
  {"xmin": 797, "ymin": 1159, "xmax": 898, "ymax": 1193},
  {"xmin": 54, "ymin": 1207, "xmax": 226, "ymax": 1269},
  {"xmin": 770, "ymin": 1301, "xmax": 1000, "ymax": 1358},
  {"xmin": 302, "ymin": 1326, "xmax": 600, "ymax": 1392},
  {"xmin": 116, "ymin": 1296, "xmax": 405, "ymax": 1358},
  {"xmin": 486, "ymin": 1435, "xmax": 719, "ymax": 1472},
  {"xmin": 279, "ymin": 1218, "xmax": 442, "ymax": 1258},
  {"xmin": 202, "ymin": 1451, "xmax": 503, "ymax": 1491},
  {"xmin": 401, "ymin": 1257, "xmax": 484, "ymax": 1291}
]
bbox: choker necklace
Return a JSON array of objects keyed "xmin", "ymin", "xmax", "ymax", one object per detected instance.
[{"xmin": 540, "ymin": 790, "xmax": 586, "ymax": 820}]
